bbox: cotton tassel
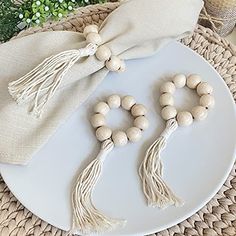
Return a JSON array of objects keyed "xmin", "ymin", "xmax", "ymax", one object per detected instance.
[
  {"xmin": 139, "ymin": 118, "xmax": 183, "ymax": 209},
  {"xmin": 8, "ymin": 43, "xmax": 98, "ymax": 118},
  {"xmin": 71, "ymin": 139, "xmax": 125, "ymax": 235}
]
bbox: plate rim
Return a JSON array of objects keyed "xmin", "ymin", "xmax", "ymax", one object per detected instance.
[{"xmin": 1, "ymin": 41, "xmax": 236, "ymax": 236}]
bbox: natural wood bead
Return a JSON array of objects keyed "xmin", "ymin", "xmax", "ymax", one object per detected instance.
[
  {"xmin": 94, "ymin": 102, "xmax": 110, "ymax": 115},
  {"xmin": 134, "ymin": 116, "xmax": 149, "ymax": 130},
  {"xmin": 172, "ymin": 74, "xmax": 186, "ymax": 88},
  {"xmin": 159, "ymin": 93, "xmax": 174, "ymax": 107},
  {"xmin": 118, "ymin": 60, "xmax": 126, "ymax": 72},
  {"xmin": 112, "ymin": 131, "xmax": 128, "ymax": 147},
  {"xmin": 86, "ymin": 32, "xmax": 102, "ymax": 45},
  {"xmin": 96, "ymin": 126, "xmax": 112, "ymax": 142},
  {"xmin": 160, "ymin": 82, "xmax": 175, "ymax": 94},
  {"xmin": 107, "ymin": 94, "xmax": 121, "ymax": 109},
  {"xmin": 177, "ymin": 111, "xmax": 193, "ymax": 126},
  {"xmin": 83, "ymin": 25, "xmax": 98, "ymax": 37},
  {"xmin": 126, "ymin": 127, "xmax": 142, "ymax": 142},
  {"xmin": 186, "ymin": 74, "xmax": 201, "ymax": 89},
  {"xmin": 96, "ymin": 45, "xmax": 111, "ymax": 61},
  {"xmin": 200, "ymin": 94, "xmax": 215, "ymax": 109},
  {"xmin": 197, "ymin": 82, "xmax": 213, "ymax": 96},
  {"xmin": 105, "ymin": 56, "xmax": 121, "ymax": 71},
  {"xmin": 191, "ymin": 106, "xmax": 208, "ymax": 121},
  {"xmin": 131, "ymin": 104, "xmax": 147, "ymax": 117},
  {"xmin": 90, "ymin": 113, "xmax": 106, "ymax": 128},
  {"xmin": 121, "ymin": 96, "xmax": 136, "ymax": 110},
  {"xmin": 161, "ymin": 106, "xmax": 177, "ymax": 120}
]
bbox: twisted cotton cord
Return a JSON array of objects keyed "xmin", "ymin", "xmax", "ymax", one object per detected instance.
[
  {"xmin": 199, "ymin": 6, "xmax": 223, "ymax": 32},
  {"xmin": 71, "ymin": 139, "xmax": 126, "ymax": 235},
  {"xmin": 8, "ymin": 43, "xmax": 98, "ymax": 118},
  {"xmin": 160, "ymin": 119, "xmax": 178, "ymax": 139},
  {"xmin": 139, "ymin": 119, "xmax": 183, "ymax": 208},
  {"xmin": 198, "ymin": 6, "xmax": 236, "ymax": 32}
]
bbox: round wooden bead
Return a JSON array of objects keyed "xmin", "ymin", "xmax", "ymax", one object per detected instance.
[
  {"xmin": 83, "ymin": 25, "xmax": 98, "ymax": 37},
  {"xmin": 126, "ymin": 127, "xmax": 142, "ymax": 142},
  {"xmin": 121, "ymin": 96, "xmax": 136, "ymax": 110},
  {"xmin": 186, "ymin": 74, "xmax": 201, "ymax": 89},
  {"xmin": 159, "ymin": 93, "xmax": 174, "ymax": 107},
  {"xmin": 172, "ymin": 74, "xmax": 186, "ymax": 88},
  {"xmin": 131, "ymin": 104, "xmax": 147, "ymax": 117},
  {"xmin": 94, "ymin": 102, "xmax": 110, "ymax": 115},
  {"xmin": 105, "ymin": 56, "xmax": 121, "ymax": 71},
  {"xmin": 160, "ymin": 82, "xmax": 175, "ymax": 94},
  {"xmin": 177, "ymin": 111, "xmax": 193, "ymax": 126},
  {"xmin": 197, "ymin": 82, "xmax": 213, "ymax": 96},
  {"xmin": 107, "ymin": 94, "xmax": 121, "ymax": 109},
  {"xmin": 200, "ymin": 94, "xmax": 215, "ymax": 109},
  {"xmin": 118, "ymin": 60, "xmax": 126, "ymax": 72},
  {"xmin": 134, "ymin": 116, "xmax": 149, "ymax": 130},
  {"xmin": 161, "ymin": 106, "xmax": 177, "ymax": 120},
  {"xmin": 96, "ymin": 126, "xmax": 112, "ymax": 142},
  {"xmin": 86, "ymin": 32, "xmax": 102, "ymax": 45},
  {"xmin": 191, "ymin": 106, "xmax": 208, "ymax": 121},
  {"xmin": 112, "ymin": 131, "xmax": 128, "ymax": 147},
  {"xmin": 95, "ymin": 45, "xmax": 111, "ymax": 61},
  {"xmin": 90, "ymin": 113, "xmax": 106, "ymax": 128}
]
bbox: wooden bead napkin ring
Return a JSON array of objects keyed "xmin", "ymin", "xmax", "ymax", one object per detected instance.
[
  {"xmin": 84, "ymin": 25, "xmax": 125, "ymax": 72},
  {"xmin": 139, "ymin": 73, "xmax": 215, "ymax": 209},
  {"xmin": 71, "ymin": 94, "xmax": 148, "ymax": 234},
  {"xmin": 8, "ymin": 25, "xmax": 125, "ymax": 118}
]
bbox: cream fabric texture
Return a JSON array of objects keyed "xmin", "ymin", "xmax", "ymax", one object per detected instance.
[{"xmin": 0, "ymin": 0, "xmax": 203, "ymax": 165}]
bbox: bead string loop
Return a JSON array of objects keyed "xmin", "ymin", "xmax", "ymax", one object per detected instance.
[
  {"xmin": 139, "ymin": 73, "xmax": 215, "ymax": 209},
  {"xmin": 8, "ymin": 24, "xmax": 126, "ymax": 118},
  {"xmin": 160, "ymin": 74, "xmax": 215, "ymax": 126},
  {"xmin": 71, "ymin": 94, "xmax": 148, "ymax": 234},
  {"xmin": 83, "ymin": 25, "xmax": 126, "ymax": 72},
  {"xmin": 91, "ymin": 95, "xmax": 149, "ymax": 145}
]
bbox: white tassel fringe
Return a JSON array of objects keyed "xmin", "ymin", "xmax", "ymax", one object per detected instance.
[
  {"xmin": 139, "ymin": 118, "xmax": 183, "ymax": 209},
  {"xmin": 71, "ymin": 139, "xmax": 126, "ymax": 235},
  {"xmin": 8, "ymin": 43, "xmax": 98, "ymax": 118}
]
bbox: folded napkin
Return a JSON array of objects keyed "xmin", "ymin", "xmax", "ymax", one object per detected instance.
[{"xmin": 0, "ymin": 0, "xmax": 203, "ymax": 165}]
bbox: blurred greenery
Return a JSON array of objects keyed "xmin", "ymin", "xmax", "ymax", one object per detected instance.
[{"xmin": 0, "ymin": 0, "xmax": 107, "ymax": 42}]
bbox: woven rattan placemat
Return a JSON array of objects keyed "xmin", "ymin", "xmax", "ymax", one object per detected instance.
[{"xmin": 1, "ymin": 2, "xmax": 236, "ymax": 236}]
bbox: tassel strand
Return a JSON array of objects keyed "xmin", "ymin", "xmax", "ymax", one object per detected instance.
[
  {"xmin": 71, "ymin": 139, "xmax": 125, "ymax": 234},
  {"xmin": 8, "ymin": 43, "xmax": 98, "ymax": 117},
  {"xmin": 139, "ymin": 118, "xmax": 183, "ymax": 209}
]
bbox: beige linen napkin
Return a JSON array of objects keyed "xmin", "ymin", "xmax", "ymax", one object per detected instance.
[{"xmin": 0, "ymin": 0, "xmax": 203, "ymax": 165}]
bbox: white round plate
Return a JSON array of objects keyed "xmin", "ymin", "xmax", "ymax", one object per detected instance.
[{"xmin": 0, "ymin": 42, "xmax": 236, "ymax": 236}]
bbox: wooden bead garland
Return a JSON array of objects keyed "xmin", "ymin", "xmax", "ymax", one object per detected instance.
[
  {"xmin": 83, "ymin": 25, "xmax": 125, "ymax": 73},
  {"xmin": 159, "ymin": 73, "xmax": 215, "ymax": 126},
  {"xmin": 71, "ymin": 94, "xmax": 148, "ymax": 234},
  {"xmin": 93, "ymin": 95, "xmax": 148, "ymax": 145},
  {"xmin": 139, "ymin": 73, "xmax": 215, "ymax": 209},
  {"xmin": 8, "ymin": 24, "xmax": 126, "ymax": 118}
]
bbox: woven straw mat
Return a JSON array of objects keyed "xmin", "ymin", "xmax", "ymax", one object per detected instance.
[{"xmin": 1, "ymin": 2, "xmax": 236, "ymax": 236}]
